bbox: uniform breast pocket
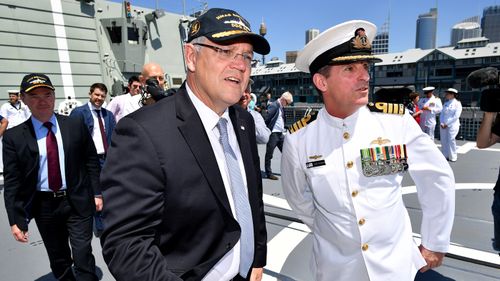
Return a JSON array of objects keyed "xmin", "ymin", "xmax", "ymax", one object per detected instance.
[
  {"xmin": 361, "ymin": 176, "xmax": 401, "ymax": 209},
  {"xmin": 306, "ymin": 165, "xmax": 350, "ymax": 213}
]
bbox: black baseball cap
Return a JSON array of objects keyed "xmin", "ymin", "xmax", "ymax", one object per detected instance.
[
  {"xmin": 20, "ymin": 73, "xmax": 55, "ymax": 93},
  {"xmin": 187, "ymin": 8, "xmax": 270, "ymax": 55}
]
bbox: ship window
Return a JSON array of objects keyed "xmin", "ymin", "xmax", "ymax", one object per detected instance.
[
  {"xmin": 128, "ymin": 27, "xmax": 140, "ymax": 44},
  {"xmin": 107, "ymin": 26, "xmax": 122, "ymax": 43}
]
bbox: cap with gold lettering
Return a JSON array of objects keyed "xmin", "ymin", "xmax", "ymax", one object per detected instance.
[
  {"xmin": 296, "ymin": 20, "xmax": 382, "ymax": 74},
  {"xmin": 20, "ymin": 73, "xmax": 55, "ymax": 93},
  {"xmin": 187, "ymin": 8, "xmax": 270, "ymax": 55}
]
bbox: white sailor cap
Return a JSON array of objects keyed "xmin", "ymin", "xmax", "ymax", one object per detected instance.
[
  {"xmin": 7, "ymin": 89, "xmax": 19, "ymax": 95},
  {"xmin": 295, "ymin": 20, "xmax": 382, "ymax": 74},
  {"xmin": 422, "ymin": 86, "xmax": 435, "ymax": 92},
  {"xmin": 445, "ymin": 88, "xmax": 458, "ymax": 94}
]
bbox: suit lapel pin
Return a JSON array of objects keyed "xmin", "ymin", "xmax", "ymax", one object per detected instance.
[{"xmin": 240, "ymin": 125, "xmax": 245, "ymax": 131}]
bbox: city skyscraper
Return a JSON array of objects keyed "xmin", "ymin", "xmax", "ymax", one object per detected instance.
[
  {"xmin": 415, "ymin": 8, "xmax": 437, "ymax": 49},
  {"xmin": 481, "ymin": 5, "xmax": 500, "ymax": 43},
  {"xmin": 373, "ymin": 18, "xmax": 390, "ymax": 54},
  {"xmin": 450, "ymin": 16, "xmax": 481, "ymax": 46},
  {"xmin": 306, "ymin": 28, "xmax": 319, "ymax": 44}
]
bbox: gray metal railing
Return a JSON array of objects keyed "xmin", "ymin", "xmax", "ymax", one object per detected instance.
[{"xmin": 283, "ymin": 106, "xmax": 485, "ymax": 141}]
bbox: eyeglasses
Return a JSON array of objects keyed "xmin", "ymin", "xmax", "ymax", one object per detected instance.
[{"xmin": 193, "ymin": 43, "xmax": 254, "ymax": 67}]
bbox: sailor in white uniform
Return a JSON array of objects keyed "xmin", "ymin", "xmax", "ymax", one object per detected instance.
[
  {"xmin": 0, "ymin": 90, "xmax": 31, "ymax": 129},
  {"xmin": 418, "ymin": 86, "xmax": 443, "ymax": 140},
  {"xmin": 282, "ymin": 20, "xmax": 455, "ymax": 281},
  {"xmin": 439, "ymin": 88, "xmax": 462, "ymax": 162}
]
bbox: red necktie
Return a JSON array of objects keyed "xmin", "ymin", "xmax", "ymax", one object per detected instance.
[
  {"xmin": 43, "ymin": 122, "xmax": 62, "ymax": 192},
  {"xmin": 95, "ymin": 109, "xmax": 108, "ymax": 152}
]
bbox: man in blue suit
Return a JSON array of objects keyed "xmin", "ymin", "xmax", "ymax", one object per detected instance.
[{"xmin": 70, "ymin": 83, "xmax": 116, "ymax": 235}]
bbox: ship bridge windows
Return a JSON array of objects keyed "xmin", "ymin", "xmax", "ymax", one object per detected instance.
[
  {"xmin": 128, "ymin": 27, "xmax": 140, "ymax": 44},
  {"xmin": 107, "ymin": 25, "xmax": 122, "ymax": 43}
]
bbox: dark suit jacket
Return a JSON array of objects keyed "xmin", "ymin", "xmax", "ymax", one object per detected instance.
[
  {"xmin": 70, "ymin": 103, "xmax": 116, "ymax": 147},
  {"xmin": 100, "ymin": 84, "xmax": 266, "ymax": 281},
  {"xmin": 2, "ymin": 114, "xmax": 101, "ymax": 231},
  {"xmin": 264, "ymin": 100, "xmax": 285, "ymax": 130}
]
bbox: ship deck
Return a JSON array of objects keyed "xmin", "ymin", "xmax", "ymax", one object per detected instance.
[{"xmin": 0, "ymin": 140, "xmax": 499, "ymax": 281}]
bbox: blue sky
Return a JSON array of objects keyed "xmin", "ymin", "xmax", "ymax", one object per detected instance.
[{"xmin": 114, "ymin": 0, "xmax": 500, "ymax": 60}]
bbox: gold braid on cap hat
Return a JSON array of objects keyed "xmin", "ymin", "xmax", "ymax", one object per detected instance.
[{"xmin": 212, "ymin": 30, "xmax": 250, "ymax": 38}]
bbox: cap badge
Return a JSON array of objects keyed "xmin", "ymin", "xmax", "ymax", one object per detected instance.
[
  {"xmin": 223, "ymin": 19, "xmax": 250, "ymax": 32},
  {"xmin": 189, "ymin": 20, "xmax": 200, "ymax": 36},
  {"xmin": 352, "ymin": 34, "xmax": 371, "ymax": 50},
  {"xmin": 29, "ymin": 77, "xmax": 46, "ymax": 85}
]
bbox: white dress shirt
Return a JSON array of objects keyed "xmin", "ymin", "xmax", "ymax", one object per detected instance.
[
  {"xmin": 32, "ymin": 114, "xmax": 67, "ymax": 192},
  {"xmin": 249, "ymin": 110, "xmax": 271, "ymax": 144},
  {"xmin": 186, "ymin": 84, "xmax": 247, "ymax": 281},
  {"xmin": 87, "ymin": 102, "xmax": 106, "ymax": 155},
  {"xmin": 282, "ymin": 106, "xmax": 455, "ymax": 281}
]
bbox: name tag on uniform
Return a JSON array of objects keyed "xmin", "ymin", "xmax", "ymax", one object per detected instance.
[
  {"xmin": 360, "ymin": 144, "xmax": 409, "ymax": 177},
  {"xmin": 306, "ymin": 160, "xmax": 326, "ymax": 168}
]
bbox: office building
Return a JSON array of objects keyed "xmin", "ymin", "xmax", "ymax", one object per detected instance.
[
  {"xmin": 415, "ymin": 8, "xmax": 437, "ymax": 49},
  {"xmin": 482, "ymin": 5, "xmax": 500, "ymax": 43},
  {"xmin": 451, "ymin": 16, "xmax": 481, "ymax": 46},
  {"xmin": 305, "ymin": 28, "xmax": 319, "ymax": 44},
  {"xmin": 373, "ymin": 19, "xmax": 389, "ymax": 54}
]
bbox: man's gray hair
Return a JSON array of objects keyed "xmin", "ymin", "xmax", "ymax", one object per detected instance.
[{"xmin": 281, "ymin": 91, "xmax": 293, "ymax": 104}]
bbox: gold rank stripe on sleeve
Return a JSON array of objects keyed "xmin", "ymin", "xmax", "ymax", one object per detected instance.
[
  {"xmin": 288, "ymin": 110, "xmax": 318, "ymax": 134},
  {"xmin": 360, "ymin": 144, "xmax": 409, "ymax": 177},
  {"xmin": 367, "ymin": 102, "xmax": 405, "ymax": 115}
]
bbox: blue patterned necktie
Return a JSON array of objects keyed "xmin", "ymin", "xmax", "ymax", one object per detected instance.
[{"xmin": 217, "ymin": 118, "xmax": 254, "ymax": 277}]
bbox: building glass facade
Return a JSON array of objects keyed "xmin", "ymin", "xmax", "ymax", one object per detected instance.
[{"xmin": 415, "ymin": 8, "xmax": 437, "ymax": 49}]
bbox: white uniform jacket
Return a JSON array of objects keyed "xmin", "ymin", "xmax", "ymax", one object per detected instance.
[
  {"xmin": 281, "ymin": 106, "xmax": 455, "ymax": 281},
  {"xmin": 418, "ymin": 95, "xmax": 442, "ymax": 128},
  {"xmin": 440, "ymin": 99, "xmax": 462, "ymax": 129},
  {"xmin": 0, "ymin": 101, "xmax": 31, "ymax": 129}
]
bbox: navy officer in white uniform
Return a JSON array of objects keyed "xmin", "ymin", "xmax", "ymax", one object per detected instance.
[
  {"xmin": 281, "ymin": 20, "xmax": 455, "ymax": 281},
  {"xmin": 418, "ymin": 86, "xmax": 443, "ymax": 140},
  {"xmin": 439, "ymin": 88, "xmax": 462, "ymax": 162}
]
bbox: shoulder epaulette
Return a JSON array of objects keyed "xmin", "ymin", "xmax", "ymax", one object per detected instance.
[
  {"xmin": 288, "ymin": 109, "xmax": 318, "ymax": 134},
  {"xmin": 367, "ymin": 102, "xmax": 405, "ymax": 115}
]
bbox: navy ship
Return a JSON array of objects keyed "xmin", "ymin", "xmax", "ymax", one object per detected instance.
[{"xmin": 0, "ymin": 1, "xmax": 499, "ymax": 280}]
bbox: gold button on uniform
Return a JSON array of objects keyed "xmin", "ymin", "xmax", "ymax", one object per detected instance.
[
  {"xmin": 358, "ymin": 218, "xmax": 366, "ymax": 225},
  {"xmin": 346, "ymin": 161, "xmax": 353, "ymax": 168},
  {"xmin": 351, "ymin": 190, "xmax": 359, "ymax": 197},
  {"xmin": 362, "ymin": 243, "xmax": 369, "ymax": 251},
  {"xmin": 343, "ymin": 132, "xmax": 350, "ymax": 140}
]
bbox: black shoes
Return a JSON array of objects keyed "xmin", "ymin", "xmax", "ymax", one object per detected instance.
[{"xmin": 267, "ymin": 174, "xmax": 279, "ymax": 180}]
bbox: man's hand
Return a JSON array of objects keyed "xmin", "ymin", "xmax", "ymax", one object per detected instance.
[
  {"xmin": 250, "ymin": 267, "xmax": 263, "ymax": 281},
  {"xmin": 440, "ymin": 123, "xmax": 448, "ymax": 129},
  {"xmin": 419, "ymin": 245, "xmax": 445, "ymax": 273},
  {"xmin": 95, "ymin": 196, "xmax": 103, "ymax": 212},
  {"xmin": 11, "ymin": 224, "xmax": 28, "ymax": 243}
]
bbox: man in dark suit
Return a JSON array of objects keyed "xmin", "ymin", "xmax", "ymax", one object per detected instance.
[
  {"xmin": 264, "ymin": 91, "xmax": 293, "ymax": 180},
  {"xmin": 3, "ymin": 73, "xmax": 101, "ymax": 281},
  {"xmin": 100, "ymin": 8, "xmax": 270, "ymax": 281},
  {"xmin": 70, "ymin": 82, "xmax": 115, "ymax": 235},
  {"xmin": 70, "ymin": 83, "xmax": 115, "ymax": 163}
]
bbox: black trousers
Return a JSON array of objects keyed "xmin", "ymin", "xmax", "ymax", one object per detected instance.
[
  {"xmin": 33, "ymin": 193, "xmax": 97, "ymax": 281},
  {"xmin": 265, "ymin": 132, "xmax": 284, "ymax": 175}
]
